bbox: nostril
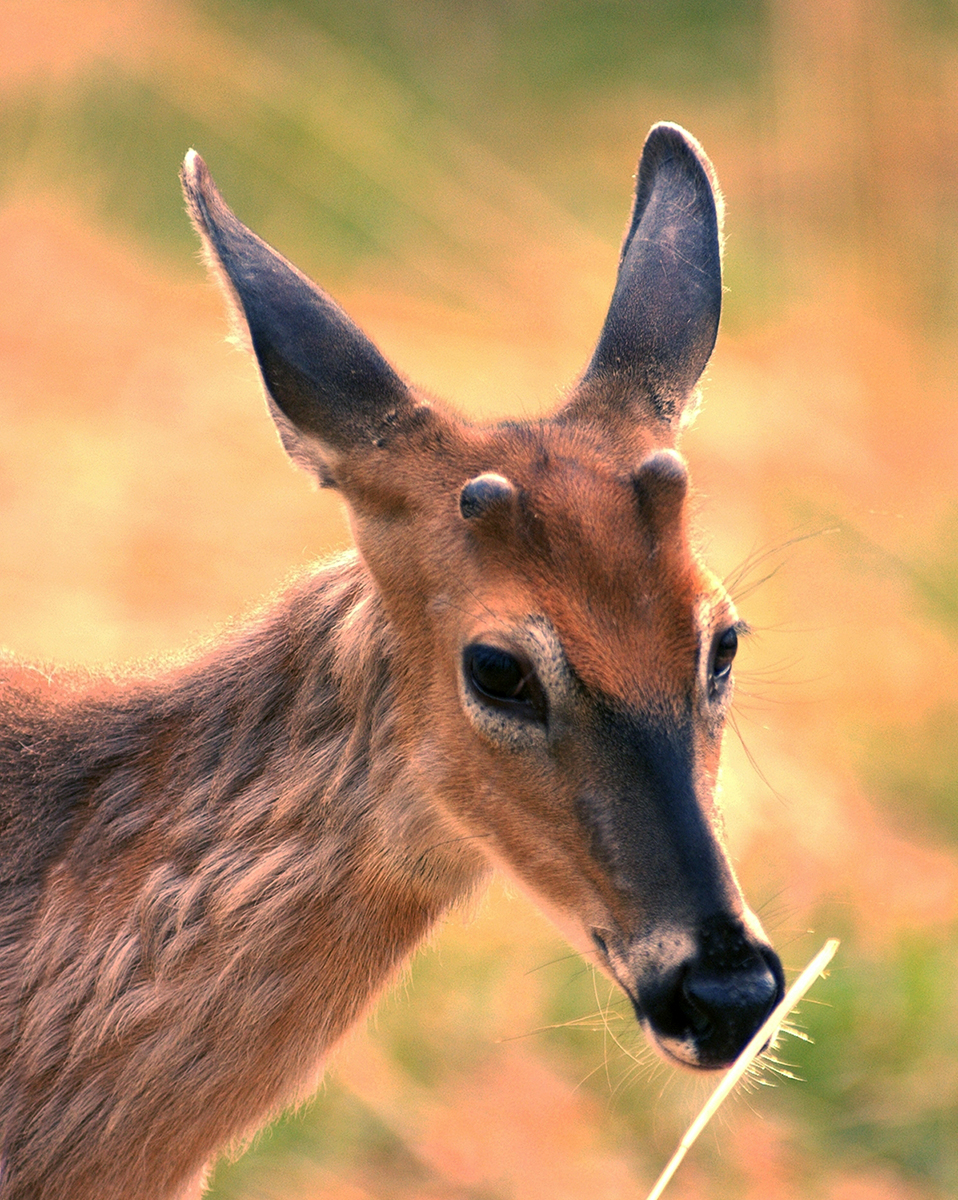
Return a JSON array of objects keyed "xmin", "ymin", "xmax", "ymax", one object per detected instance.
[
  {"xmin": 681, "ymin": 990, "xmax": 713, "ymax": 1039},
  {"xmin": 762, "ymin": 945, "xmax": 787, "ymax": 1005},
  {"xmin": 632, "ymin": 927, "xmax": 786, "ymax": 1070},
  {"xmin": 683, "ymin": 964, "xmax": 778, "ymax": 1021},
  {"xmin": 680, "ymin": 957, "xmax": 781, "ymax": 1065}
]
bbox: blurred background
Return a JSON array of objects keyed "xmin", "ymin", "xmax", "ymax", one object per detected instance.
[{"xmin": 2, "ymin": 1, "xmax": 957, "ymax": 1197}]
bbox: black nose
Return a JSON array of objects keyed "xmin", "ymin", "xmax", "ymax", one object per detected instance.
[
  {"xmin": 678, "ymin": 949, "xmax": 782, "ymax": 1065},
  {"xmin": 637, "ymin": 921, "xmax": 785, "ymax": 1069}
]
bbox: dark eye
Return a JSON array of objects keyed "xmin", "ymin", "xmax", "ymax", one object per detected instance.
[
  {"xmin": 463, "ymin": 643, "xmax": 547, "ymax": 723},
  {"xmin": 710, "ymin": 626, "xmax": 738, "ymax": 694}
]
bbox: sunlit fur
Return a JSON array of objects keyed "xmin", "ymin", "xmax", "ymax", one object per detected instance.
[
  {"xmin": 0, "ymin": 559, "xmax": 490, "ymax": 1199},
  {"xmin": 0, "ymin": 124, "xmax": 783, "ymax": 1199}
]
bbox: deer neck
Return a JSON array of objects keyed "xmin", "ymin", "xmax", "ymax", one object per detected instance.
[{"xmin": 0, "ymin": 553, "xmax": 489, "ymax": 1200}]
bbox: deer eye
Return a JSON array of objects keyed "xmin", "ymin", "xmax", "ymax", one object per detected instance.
[
  {"xmin": 710, "ymin": 626, "xmax": 738, "ymax": 695},
  {"xmin": 463, "ymin": 644, "xmax": 547, "ymax": 723}
]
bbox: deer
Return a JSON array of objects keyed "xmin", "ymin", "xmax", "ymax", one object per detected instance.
[{"xmin": 0, "ymin": 122, "xmax": 784, "ymax": 1200}]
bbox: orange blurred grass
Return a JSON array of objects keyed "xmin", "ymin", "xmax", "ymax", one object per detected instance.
[
  {"xmin": 0, "ymin": 0, "xmax": 168, "ymax": 94},
  {"xmin": 0, "ymin": 194, "xmax": 348, "ymax": 664}
]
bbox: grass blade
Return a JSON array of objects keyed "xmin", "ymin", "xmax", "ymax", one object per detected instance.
[{"xmin": 645, "ymin": 937, "xmax": 840, "ymax": 1200}]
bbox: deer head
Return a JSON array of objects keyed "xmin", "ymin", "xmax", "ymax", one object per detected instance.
[{"xmin": 182, "ymin": 123, "xmax": 783, "ymax": 1070}]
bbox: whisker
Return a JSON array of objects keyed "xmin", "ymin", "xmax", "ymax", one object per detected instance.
[
  {"xmin": 727, "ymin": 710, "xmax": 790, "ymax": 806},
  {"xmin": 524, "ymin": 950, "xmax": 590, "ymax": 975},
  {"xmin": 724, "ymin": 527, "xmax": 839, "ymax": 600}
]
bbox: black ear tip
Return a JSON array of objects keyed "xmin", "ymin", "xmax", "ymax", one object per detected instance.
[
  {"xmin": 644, "ymin": 121, "xmax": 696, "ymax": 151},
  {"xmin": 640, "ymin": 122, "xmax": 718, "ymax": 192}
]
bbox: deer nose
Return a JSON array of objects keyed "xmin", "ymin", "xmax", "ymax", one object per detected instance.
[
  {"xmin": 677, "ymin": 948, "xmax": 782, "ymax": 1065},
  {"xmin": 636, "ymin": 924, "xmax": 785, "ymax": 1070}
]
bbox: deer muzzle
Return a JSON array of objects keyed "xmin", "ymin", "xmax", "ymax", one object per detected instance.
[{"xmin": 634, "ymin": 916, "xmax": 784, "ymax": 1069}]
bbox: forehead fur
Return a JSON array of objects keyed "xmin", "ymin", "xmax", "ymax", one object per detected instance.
[{"xmin": 456, "ymin": 421, "xmax": 712, "ymax": 705}]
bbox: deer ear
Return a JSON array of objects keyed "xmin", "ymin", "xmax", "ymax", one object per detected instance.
[
  {"xmin": 181, "ymin": 151, "xmax": 418, "ymax": 485},
  {"xmin": 563, "ymin": 123, "xmax": 723, "ymax": 430}
]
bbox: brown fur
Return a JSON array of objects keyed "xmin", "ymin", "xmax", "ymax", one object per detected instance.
[
  {"xmin": 0, "ymin": 124, "xmax": 783, "ymax": 1199},
  {"xmin": 0, "ymin": 562, "xmax": 479, "ymax": 1198}
]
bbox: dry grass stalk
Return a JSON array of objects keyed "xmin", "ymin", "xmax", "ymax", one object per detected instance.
[{"xmin": 645, "ymin": 938, "xmax": 840, "ymax": 1200}]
